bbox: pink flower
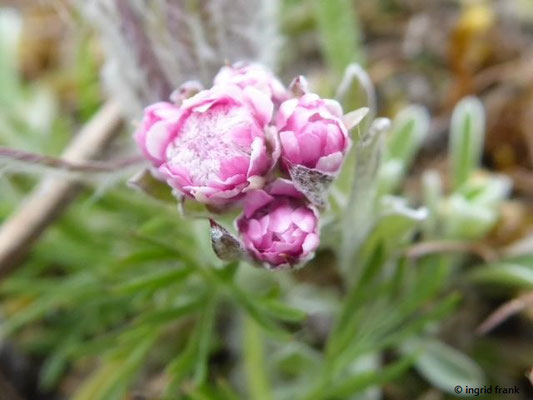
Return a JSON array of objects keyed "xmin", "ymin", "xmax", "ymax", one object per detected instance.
[
  {"xmin": 237, "ymin": 180, "xmax": 320, "ymax": 268},
  {"xmin": 135, "ymin": 84, "xmax": 277, "ymax": 206},
  {"xmin": 214, "ymin": 62, "xmax": 289, "ymax": 106},
  {"xmin": 276, "ymin": 93, "xmax": 350, "ymax": 174},
  {"xmin": 134, "ymin": 102, "xmax": 181, "ymax": 167}
]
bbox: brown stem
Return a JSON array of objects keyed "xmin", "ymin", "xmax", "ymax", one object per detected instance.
[
  {"xmin": 476, "ymin": 292, "xmax": 533, "ymax": 335},
  {"xmin": 0, "ymin": 101, "xmax": 123, "ymax": 278},
  {"xmin": 0, "ymin": 147, "xmax": 144, "ymax": 174},
  {"xmin": 405, "ymin": 240, "xmax": 498, "ymax": 263}
]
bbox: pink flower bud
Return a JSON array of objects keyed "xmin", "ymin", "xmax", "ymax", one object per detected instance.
[
  {"xmin": 214, "ymin": 62, "xmax": 289, "ymax": 106},
  {"xmin": 276, "ymin": 93, "xmax": 350, "ymax": 174},
  {"xmin": 237, "ymin": 180, "xmax": 320, "ymax": 268},
  {"xmin": 136, "ymin": 84, "xmax": 277, "ymax": 206}
]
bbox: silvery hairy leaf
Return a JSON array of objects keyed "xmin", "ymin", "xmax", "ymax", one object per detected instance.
[
  {"xmin": 127, "ymin": 168, "xmax": 175, "ymax": 203},
  {"xmin": 450, "ymin": 96, "xmax": 485, "ymax": 190},
  {"xmin": 209, "ymin": 219, "xmax": 245, "ymax": 262},
  {"xmin": 288, "ymin": 164, "xmax": 335, "ymax": 208},
  {"xmin": 340, "ymin": 118, "xmax": 391, "ymax": 278}
]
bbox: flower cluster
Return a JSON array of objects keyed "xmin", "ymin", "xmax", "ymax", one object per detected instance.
[{"xmin": 134, "ymin": 62, "xmax": 365, "ymax": 268}]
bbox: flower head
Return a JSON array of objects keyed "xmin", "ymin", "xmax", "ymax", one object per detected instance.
[
  {"xmin": 237, "ymin": 180, "xmax": 320, "ymax": 268},
  {"xmin": 214, "ymin": 62, "xmax": 289, "ymax": 106},
  {"xmin": 276, "ymin": 93, "xmax": 350, "ymax": 174},
  {"xmin": 135, "ymin": 84, "xmax": 277, "ymax": 206}
]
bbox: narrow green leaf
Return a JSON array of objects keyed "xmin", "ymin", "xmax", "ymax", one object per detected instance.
[
  {"xmin": 450, "ymin": 97, "xmax": 485, "ymax": 189},
  {"xmin": 310, "ymin": 354, "xmax": 416, "ymax": 400},
  {"xmin": 113, "ymin": 267, "xmax": 191, "ymax": 294},
  {"xmin": 387, "ymin": 105, "xmax": 430, "ymax": 165},
  {"xmin": 468, "ymin": 263, "xmax": 533, "ymax": 289},
  {"xmin": 73, "ymin": 329, "xmax": 159, "ymax": 400},
  {"xmin": 259, "ymin": 299, "xmax": 307, "ymax": 323},
  {"xmin": 340, "ymin": 118, "xmax": 389, "ymax": 278},
  {"xmin": 243, "ymin": 316, "xmax": 273, "ymax": 400},
  {"xmin": 193, "ymin": 297, "xmax": 217, "ymax": 385},
  {"xmin": 404, "ymin": 338, "xmax": 485, "ymax": 394},
  {"xmin": 221, "ymin": 278, "xmax": 291, "ymax": 340},
  {"xmin": 133, "ymin": 298, "xmax": 203, "ymax": 326},
  {"xmin": 312, "ymin": 0, "xmax": 364, "ymax": 74}
]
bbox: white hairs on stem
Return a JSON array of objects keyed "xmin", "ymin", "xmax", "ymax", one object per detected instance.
[{"xmin": 76, "ymin": 0, "xmax": 281, "ymax": 117}]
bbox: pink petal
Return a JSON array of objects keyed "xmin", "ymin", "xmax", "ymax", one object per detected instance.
[
  {"xmin": 276, "ymin": 98, "xmax": 298, "ymax": 129},
  {"xmin": 279, "ymin": 130, "xmax": 302, "ymax": 164},
  {"xmin": 323, "ymin": 99, "xmax": 343, "ymax": 118},
  {"xmin": 243, "ymin": 86, "xmax": 273, "ymax": 126},
  {"xmin": 243, "ymin": 190, "xmax": 274, "ymax": 217},
  {"xmin": 247, "ymin": 137, "xmax": 269, "ymax": 177},
  {"xmin": 291, "ymin": 208, "xmax": 316, "ymax": 233},
  {"xmin": 298, "ymin": 129, "xmax": 323, "ymax": 167},
  {"xmin": 315, "ymin": 152, "xmax": 343, "ymax": 173},
  {"xmin": 302, "ymin": 233, "xmax": 320, "ymax": 254},
  {"xmin": 269, "ymin": 205, "xmax": 292, "ymax": 233},
  {"xmin": 145, "ymin": 121, "xmax": 174, "ymax": 161},
  {"xmin": 247, "ymin": 219, "xmax": 263, "ymax": 242},
  {"xmin": 324, "ymin": 124, "xmax": 345, "ymax": 154},
  {"xmin": 266, "ymin": 178, "xmax": 303, "ymax": 199},
  {"xmin": 220, "ymin": 156, "xmax": 250, "ymax": 180}
]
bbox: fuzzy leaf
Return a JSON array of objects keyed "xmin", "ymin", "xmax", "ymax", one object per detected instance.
[
  {"xmin": 289, "ymin": 164, "xmax": 334, "ymax": 207},
  {"xmin": 343, "ymin": 107, "xmax": 369, "ymax": 130},
  {"xmin": 127, "ymin": 169, "xmax": 175, "ymax": 203},
  {"xmin": 468, "ymin": 262, "xmax": 533, "ymax": 289},
  {"xmin": 340, "ymin": 118, "xmax": 390, "ymax": 276},
  {"xmin": 210, "ymin": 219, "xmax": 245, "ymax": 262},
  {"xmin": 450, "ymin": 97, "xmax": 485, "ymax": 189},
  {"xmin": 312, "ymin": 0, "xmax": 364, "ymax": 75},
  {"xmin": 243, "ymin": 316, "xmax": 274, "ymax": 400},
  {"xmin": 405, "ymin": 338, "xmax": 485, "ymax": 394}
]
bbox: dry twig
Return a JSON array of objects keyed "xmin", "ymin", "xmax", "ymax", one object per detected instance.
[
  {"xmin": 0, "ymin": 101, "xmax": 123, "ymax": 278},
  {"xmin": 405, "ymin": 240, "xmax": 498, "ymax": 263},
  {"xmin": 0, "ymin": 147, "xmax": 143, "ymax": 173},
  {"xmin": 476, "ymin": 291, "xmax": 533, "ymax": 335}
]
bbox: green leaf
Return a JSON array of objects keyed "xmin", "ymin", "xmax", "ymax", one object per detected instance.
[
  {"xmin": 193, "ymin": 297, "xmax": 217, "ymax": 385},
  {"xmin": 468, "ymin": 262, "xmax": 533, "ymax": 289},
  {"xmin": 386, "ymin": 105, "xmax": 430, "ymax": 166},
  {"xmin": 166, "ymin": 296, "xmax": 217, "ymax": 390},
  {"xmin": 421, "ymin": 170, "xmax": 443, "ymax": 238},
  {"xmin": 450, "ymin": 97, "xmax": 485, "ymax": 189},
  {"xmin": 380, "ymin": 105, "xmax": 430, "ymax": 194},
  {"xmin": 73, "ymin": 328, "xmax": 159, "ymax": 400},
  {"xmin": 112, "ymin": 267, "xmax": 191, "ymax": 294},
  {"xmin": 40, "ymin": 341, "xmax": 75, "ymax": 389},
  {"xmin": 340, "ymin": 118, "xmax": 389, "ymax": 278},
  {"xmin": 243, "ymin": 316, "xmax": 273, "ymax": 400},
  {"xmin": 219, "ymin": 276, "xmax": 291, "ymax": 340},
  {"xmin": 133, "ymin": 297, "xmax": 203, "ymax": 326},
  {"xmin": 312, "ymin": 0, "xmax": 364, "ymax": 75},
  {"xmin": 307, "ymin": 353, "xmax": 416, "ymax": 400},
  {"xmin": 259, "ymin": 299, "xmax": 307, "ymax": 323},
  {"xmin": 404, "ymin": 338, "xmax": 485, "ymax": 394}
]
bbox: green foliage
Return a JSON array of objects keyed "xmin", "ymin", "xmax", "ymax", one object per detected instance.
[
  {"xmin": 404, "ymin": 338, "xmax": 485, "ymax": 394},
  {"xmin": 0, "ymin": 9, "xmax": 512, "ymax": 399},
  {"xmin": 468, "ymin": 257, "xmax": 533, "ymax": 290},
  {"xmin": 312, "ymin": 0, "xmax": 365, "ymax": 75},
  {"xmin": 379, "ymin": 105, "xmax": 430, "ymax": 195},
  {"xmin": 450, "ymin": 97, "xmax": 485, "ymax": 190}
]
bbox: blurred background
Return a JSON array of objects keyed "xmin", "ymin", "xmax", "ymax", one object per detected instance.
[{"xmin": 0, "ymin": 0, "xmax": 532, "ymax": 399}]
